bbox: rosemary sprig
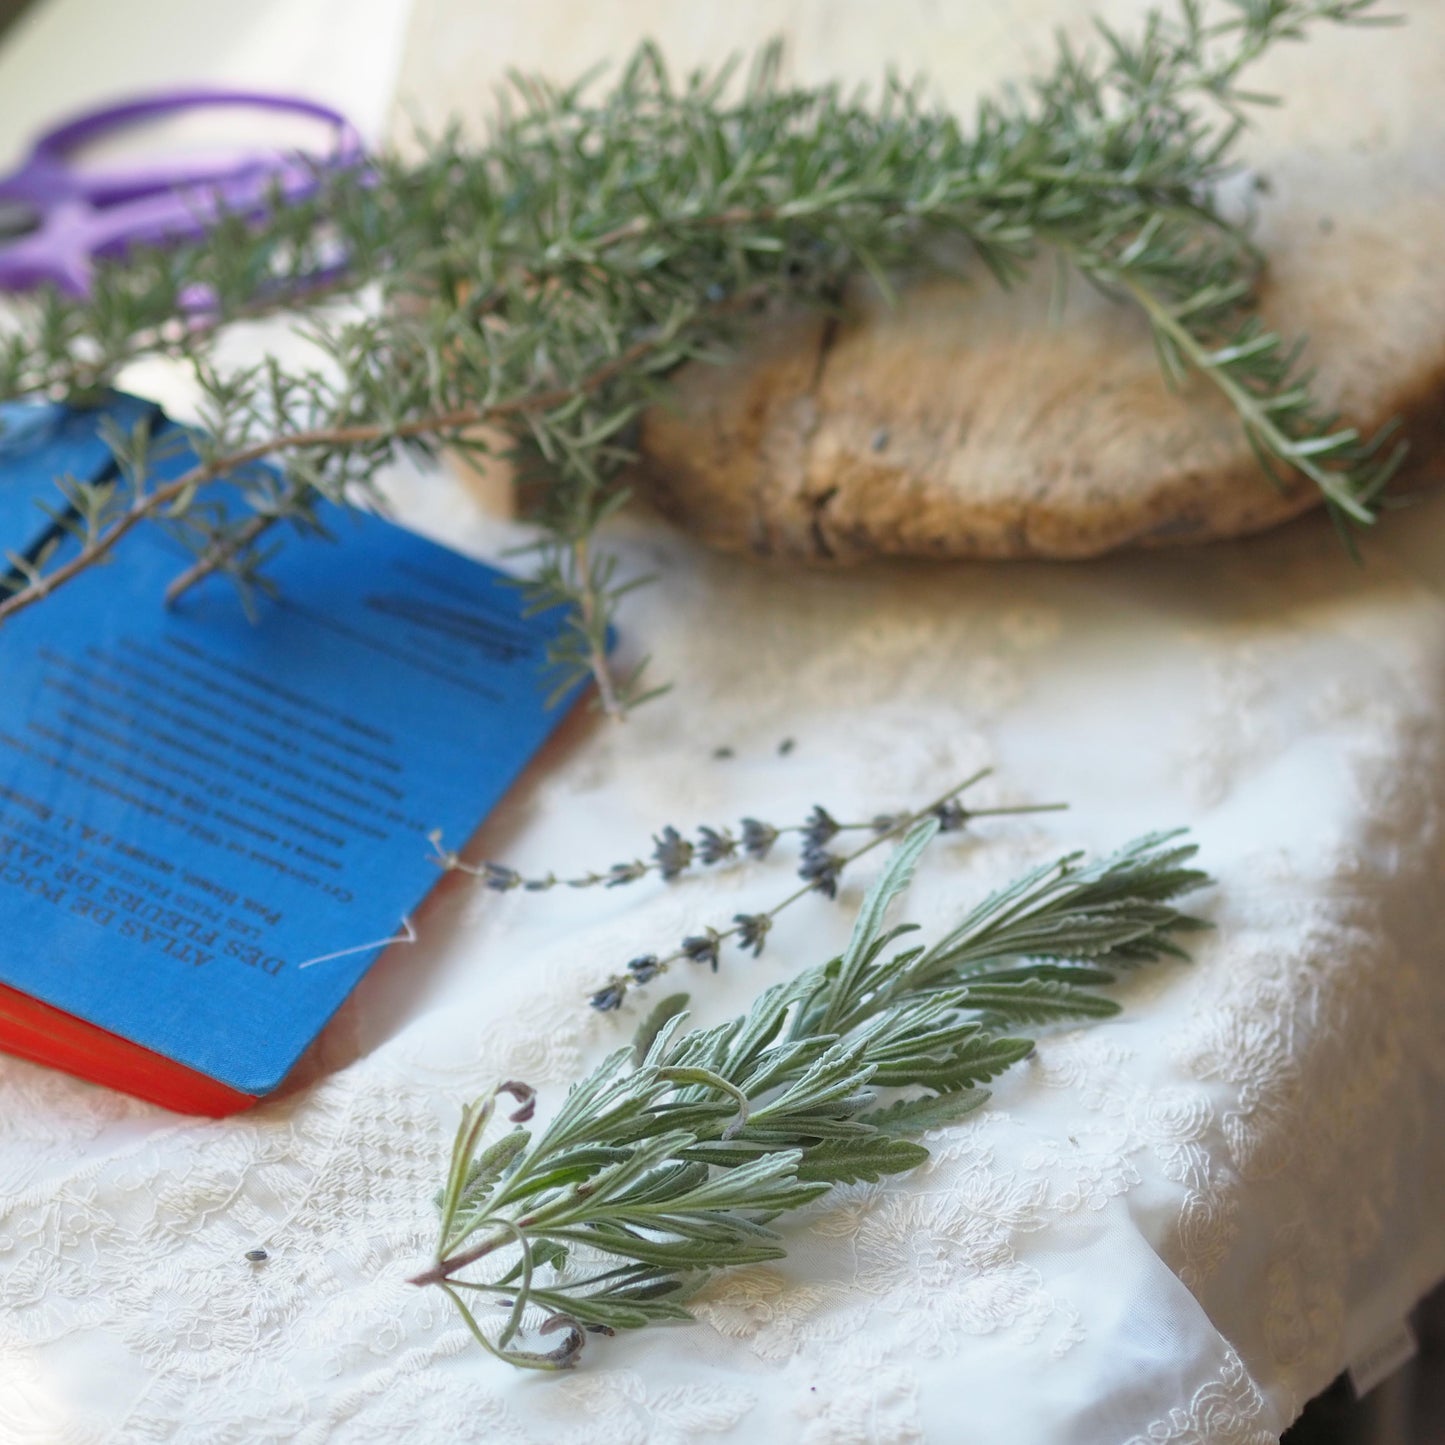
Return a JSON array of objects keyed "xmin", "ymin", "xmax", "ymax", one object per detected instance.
[
  {"xmin": 411, "ymin": 821, "xmax": 1209, "ymax": 1369},
  {"xmin": 0, "ymin": 1, "xmax": 1397, "ymax": 712}
]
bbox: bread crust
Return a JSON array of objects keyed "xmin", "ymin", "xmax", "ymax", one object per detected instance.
[{"xmin": 631, "ymin": 5, "xmax": 1445, "ymax": 561}]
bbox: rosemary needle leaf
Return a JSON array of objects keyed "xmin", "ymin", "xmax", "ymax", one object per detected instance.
[{"xmin": 413, "ymin": 823, "xmax": 1210, "ymax": 1368}]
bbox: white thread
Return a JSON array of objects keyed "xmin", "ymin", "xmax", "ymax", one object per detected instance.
[{"xmin": 297, "ymin": 916, "xmax": 417, "ymax": 969}]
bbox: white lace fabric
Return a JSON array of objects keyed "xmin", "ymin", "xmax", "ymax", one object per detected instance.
[
  {"xmin": 4, "ymin": 462, "xmax": 1444, "ymax": 1443},
  {"xmin": 4, "ymin": 3, "xmax": 1445, "ymax": 1442}
]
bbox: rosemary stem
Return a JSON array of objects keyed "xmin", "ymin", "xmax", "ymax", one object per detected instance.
[
  {"xmin": 164, "ymin": 509, "xmax": 281, "ymax": 605},
  {"xmin": 571, "ymin": 532, "xmax": 624, "ymax": 719},
  {"xmin": 0, "ymin": 322, "xmax": 678, "ymax": 626}
]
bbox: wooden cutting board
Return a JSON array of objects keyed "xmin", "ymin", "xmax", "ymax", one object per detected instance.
[{"xmin": 395, "ymin": 0, "xmax": 1445, "ymax": 559}]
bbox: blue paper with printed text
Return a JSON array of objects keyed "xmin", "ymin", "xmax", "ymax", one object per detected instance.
[{"xmin": 0, "ymin": 396, "xmax": 580, "ymax": 1097}]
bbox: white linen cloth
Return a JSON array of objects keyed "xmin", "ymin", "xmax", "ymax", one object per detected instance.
[{"xmin": 2, "ymin": 2, "xmax": 1444, "ymax": 1442}]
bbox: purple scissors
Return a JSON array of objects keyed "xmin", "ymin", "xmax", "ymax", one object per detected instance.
[{"xmin": 0, "ymin": 89, "xmax": 363, "ymax": 297}]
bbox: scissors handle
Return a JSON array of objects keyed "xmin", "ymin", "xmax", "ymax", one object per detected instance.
[
  {"xmin": 91, "ymin": 159, "xmax": 326, "ymax": 257},
  {"xmin": 0, "ymin": 89, "xmax": 363, "ymax": 296},
  {"xmin": 71, "ymin": 153, "xmax": 318, "ymax": 207},
  {"xmin": 32, "ymin": 89, "xmax": 363, "ymax": 195}
]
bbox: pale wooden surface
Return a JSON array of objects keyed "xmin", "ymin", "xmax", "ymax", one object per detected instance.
[{"xmin": 393, "ymin": 0, "xmax": 1445, "ymax": 559}]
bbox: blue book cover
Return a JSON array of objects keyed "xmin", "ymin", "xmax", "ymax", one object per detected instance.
[{"xmin": 0, "ymin": 397, "xmax": 582, "ymax": 1101}]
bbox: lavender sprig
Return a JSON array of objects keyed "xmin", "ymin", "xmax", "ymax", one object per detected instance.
[
  {"xmin": 584, "ymin": 771, "xmax": 1068, "ymax": 1010},
  {"xmin": 429, "ymin": 767, "xmax": 1052, "ymax": 903}
]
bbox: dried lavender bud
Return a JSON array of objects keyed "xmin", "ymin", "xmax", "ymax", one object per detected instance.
[
  {"xmin": 778, "ymin": 738, "xmax": 796, "ymax": 756},
  {"xmin": 733, "ymin": 913, "xmax": 772, "ymax": 957},
  {"xmin": 606, "ymin": 860, "xmax": 649, "ymax": 887},
  {"xmin": 680, "ymin": 931, "xmax": 722, "ymax": 971},
  {"xmin": 798, "ymin": 845, "xmax": 845, "ymax": 900},
  {"xmin": 589, "ymin": 984, "xmax": 626, "ymax": 1012},
  {"xmin": 740, "ymin": 818, "xmax": 779, "ymax": 860},
  {"xmin": 870, "ymin": 812, "xmax": 902, "ymax": 834},
  {"xmin": 483, "ymin": 863, "xmax": 522, "ymax": 892},
  {"xmin": 695, "ymin": 826, "xmax": 737, "ymax": 866},
  {"xmin": 626, "ymin": 955, "xmax": 663, "ymax": 983},
  {"xmin": 245, "ymin": 1249, "xmax": 268, "ymax": 1263},
  {"xmin": 933, "ymin": 800, "xmax": 968, "ymax": 832},
  {"xmin": 538, "ymin": 1315, "xmax": 588, "ymax": 1368},
  {"xmin": 652, "ymin": 826, "xmax": 694, "ymax": 881},
  {"xmin": 499, "ymin": 1080, "xmax": 537, "ymax": 1123},
  {"xmin": 801, "ymin": 805, "xmax": 841, "ymax": 851}
]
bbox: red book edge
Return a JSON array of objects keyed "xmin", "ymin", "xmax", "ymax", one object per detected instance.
[{"xmin": 0, "ymin": 978, "xmax": 258, "ymax": 1115}]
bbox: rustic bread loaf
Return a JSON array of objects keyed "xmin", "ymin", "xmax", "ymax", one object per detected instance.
[{"xmin": 627, "ymin": 3, "xmax": 1445, "ymax": 559}]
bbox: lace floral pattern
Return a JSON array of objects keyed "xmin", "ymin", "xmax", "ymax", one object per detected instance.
[{"xmin": 1123, "ymin": 1351, "xmax": 1273, "ymax": 1445}]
